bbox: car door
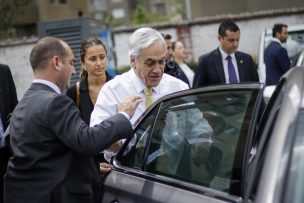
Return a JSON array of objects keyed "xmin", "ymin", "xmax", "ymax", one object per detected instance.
[
  {"xmin": 102, "ymin": 84, "xmax": 264, "ymax": 203},
  {"xmin": 244, "ymin": 67, "xmax": 304, "ymax": 202}
]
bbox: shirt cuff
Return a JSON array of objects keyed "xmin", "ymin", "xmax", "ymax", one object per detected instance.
[{"xmin": 119, "ymin": 112, "xmax": 130, "ymax": 120}]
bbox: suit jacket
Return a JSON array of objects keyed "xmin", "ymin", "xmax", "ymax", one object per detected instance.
[
  {"xmin": 4, "ymin": 83, "xmax": 133, "ymax": 203},
  {"xmin": 0, "ymin": 64, "xmax": 18, "ymax": 131},
  {"xmin": 264, "ymin": 40, "xmax": 291, "ymax": 86},
  {"xmin": 165, "ymin": 61, "xmax": 190, "ymax": 87},
  {"xmin": 0, "ymin": 64, "xmax": 18, "ymax": 203},
  {"xmin": 193, "ymin": 48, "xmax": 259, "ymax": 88}
]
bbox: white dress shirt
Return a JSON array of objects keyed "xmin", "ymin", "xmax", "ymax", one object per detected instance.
[
  {"xmin": 33, "ymin": 79, "xmax": 61, "ymax": 94},
  {"xmin": 179, "ymin": 63, "xmax": 194, "ymax": 87},
  {"xmin": 90, "ymin": 68, "xmax": 189, "ymax": 126},
  {"xmin": 219, "ymin": 48, "xmax": 240, "ymax": 83}
]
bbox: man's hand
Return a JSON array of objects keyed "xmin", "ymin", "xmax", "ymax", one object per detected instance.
[
  {"xmin": 100, "ymin": 162, "xmax": 113, "ymax": 175},
  {"xmin": 118, "ymin": 96, "xmax": 142, "ymax": 119}
]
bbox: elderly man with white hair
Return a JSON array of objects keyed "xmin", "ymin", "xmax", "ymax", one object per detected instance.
[{"xmin": 90, "ymin": 27, "xmax": 213, "ymax": 165}]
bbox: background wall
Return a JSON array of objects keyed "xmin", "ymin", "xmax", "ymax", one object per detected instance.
[
  {"xmin": 1, "ymin": 13, "xmax": 304, "ymax": 99},
  {"xmin": 113, "ymin": 13, "xmax": 304, "ymax": 68},
  {"xmin": 0, "ymin": 39, "xmax": 36, "ymax": 100}
]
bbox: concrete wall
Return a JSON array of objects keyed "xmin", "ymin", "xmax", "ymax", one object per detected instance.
[
  {"xmin": 191, "ymin": 14, "xmax": 304, "ymax": 61},
  {"xmin": 1, "ymin": 10, "xmax": 304, "ymax": 99},
  {"xmin": 113, "ymin": 12, "xmax": 304, "ymax": 68},
  {"xmin": 0, "ymin": 39, "xmax": 36, "ymax": 100}
]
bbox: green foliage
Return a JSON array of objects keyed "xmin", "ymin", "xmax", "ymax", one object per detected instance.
[
  {"xmin": 116, "ymin": 65, "xmax": 131, "ymax": 75},
  {"xmin": 188, "ymin": 60, "xmax": 198, "ymax": 71},
  {"xmin": 132, "ymin": 6, "xmax": 149, "ymax": 25},
  {"xmin": 148, "ymin": 13, "xmax": 169, "ymax": 23},
  {"xmin": 0, "ymin": 1, "xmax": 13, "ymax": 31},
  {"xmin": 0, "ymin": 0, "xmax": 31, "ymax": 31}
]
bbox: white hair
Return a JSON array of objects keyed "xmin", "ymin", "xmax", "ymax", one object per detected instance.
[{"xmin": 128, "ymin": 27, "xmax": 166, "ymax": 59}]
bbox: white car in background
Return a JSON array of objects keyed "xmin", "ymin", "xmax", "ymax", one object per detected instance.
[{"xmin": 257, "ymin": 24, "xmax": 304, "ymax": 83}]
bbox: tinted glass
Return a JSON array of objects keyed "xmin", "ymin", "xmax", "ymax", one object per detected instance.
[
  {"xmin": 121, "ymin": 89, "xmax": 259, "ymax": 194},
  {"xmin": 284, "ymin": 109, "xmax": 304, "ymax": 203}
]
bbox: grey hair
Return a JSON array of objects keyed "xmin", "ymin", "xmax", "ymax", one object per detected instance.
[{"xmin": 128, "ymin": 27, "xmax": 166, "ymax": 59}]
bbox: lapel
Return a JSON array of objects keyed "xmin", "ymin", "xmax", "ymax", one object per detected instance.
[
  {"xmin": 235, "ymin": 52, "xmax": 245, "ymax": 82},
  {"xmin": 214, "ymin": 49, "xmax": 226, "ymax": 83}
]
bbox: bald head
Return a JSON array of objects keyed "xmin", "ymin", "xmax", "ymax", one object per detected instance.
[
  {"xmin": 30, "ymin": 37, "xmax": 69, "ymax": 71},
  {"xmin": 30, "ymin": 37, "xmax": 75, "ymax": 91}
]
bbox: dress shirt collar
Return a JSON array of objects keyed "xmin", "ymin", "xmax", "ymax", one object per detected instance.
[
  {"xmin": 219, "ymin": 47, "xmax": 236, "ymax": 60},
  {"xmin": 33, "ymin": 79, "xmax": 61, "ymax": 94},
  {"xmin": 130, "ymin": 68, "xmax": 159, "ymax": 94},
  {"xmin": 272, "ymin": 38, "xmax": 282, "ymax": 45}
]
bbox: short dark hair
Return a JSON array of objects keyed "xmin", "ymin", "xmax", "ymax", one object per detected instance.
[
  {"xmin": 30, "ymin": 37, "xmax": 68, "ymax": 71},
  {"xmin": 272, "ymin": 23, "xmax": 288, "ymax": 38},
  {"xmin": 162, "ymin": 33, "xmax": 172, "ymax": 40},
  {"xmin": 218, "ymin": 21, "xmax": 240, "ymax": 37}
]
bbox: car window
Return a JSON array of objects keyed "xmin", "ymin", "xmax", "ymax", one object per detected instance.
[
  {"xmin": 120, "ymin": 88, "xmax": 260, "ymax": 195},
  {"xmin": 283, "ymin": 109, "xmax": 304, "ymax": 203},
  {"xmin": 120, "ymin": 108, "xmax": 158, "ymax": 170}
]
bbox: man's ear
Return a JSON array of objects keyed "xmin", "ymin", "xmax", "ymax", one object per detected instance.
[
  {"xmin": 130, "ymin": 55, "xmax": 136, "ymax": 69},
  {"xmin": 217, "ymin": 35, "xmax": 222, "ymax": 42},
  {"xmin": 52, "ymin": 56, "xmax": 61, "ymax": 71}
]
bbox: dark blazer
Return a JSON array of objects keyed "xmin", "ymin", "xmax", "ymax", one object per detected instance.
[
  {"xmin": 0, "ymin": 64, "xmax": 18, "ymax": 131},
  {"xmin": 66, "ymin": 72, "xmax": 112, "ymax": 124},
  {"xmin": 193, "ymin": 48, "xmax": 259, "ymax": 88},
  {"xmin": 165, "ymin": 61, "xmax": 190, "ymax": 87},
  {"xmin": 4, "ymin": 83, "xmax": 133, "ymax": 203},
  {"xmin": 264, "ymin": 40, "xmax": 291, "ymax": 86},
  {"xmin": 0, "ymin": 64, "xmax": 18, "ymax": 202}
]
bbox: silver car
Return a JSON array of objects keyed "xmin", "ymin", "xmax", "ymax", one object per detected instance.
[{"xmin": 102, "ymin": 67, "xmax": 304, "ymax": 203}]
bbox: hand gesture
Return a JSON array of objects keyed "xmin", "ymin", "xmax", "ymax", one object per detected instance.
[{"xmin": 118, "ymin": 96, "xmax": 142, "ymax": 119}]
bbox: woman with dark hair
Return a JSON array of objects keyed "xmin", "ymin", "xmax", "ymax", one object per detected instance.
[
  {"xmin": 165, "ymin": 40, "xmax": 194, "ymax": 87},
  {"xmin": 66, "ymin": 38, "xmax": 113, "ymax": 203},
  {"xmin": 67, "ymin": 38, "xmax": 112, "ymax": 124}
]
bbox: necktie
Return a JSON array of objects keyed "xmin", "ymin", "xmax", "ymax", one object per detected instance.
[
  {"xmin": 144, "ymin": 87, "xmax": 153, "ymax": 108},
  {"xmin": 226, "ymin": 55, "xmax": 238, "ymax": 83}
]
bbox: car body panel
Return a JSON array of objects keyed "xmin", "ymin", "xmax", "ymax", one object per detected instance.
[
  {"xmin": 103, "ymin": 169, "xmax": 241, "ymax": 203},
  {"xmin": 253, "ymin": 67, "xmax": 304, "ymax": 203}
]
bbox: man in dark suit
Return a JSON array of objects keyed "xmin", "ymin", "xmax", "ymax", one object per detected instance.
[
  {"xmin": 264, "ymin": 23, "xmax": 290, "ymax": 86},
  {"xmin": 4, "ymin": 37, "xmax": 142, "ymax": 203},
  {"xmin": 193, "ymin": 21, "xmax": 259, "ymax": 88},
  {"xmin": 0, "ymin": 64, "xmax": 18, "ymax": 202}
]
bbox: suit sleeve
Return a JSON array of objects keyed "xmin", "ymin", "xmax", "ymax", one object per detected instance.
[
  {"xmin": 49, "ymin": 95, "xmax": 133, "ymax": 155},
  {"xmin": 7, "ymin": 66, "xmax": 18, "ymax": 112},
  {"xmin": 278, "ymin": 48, "xmax": 291, "ymax": 73},
  {"xmin": 248, "ymin": 56, "xmax": 259, "ymax": 82},
  {"xmin": 193, "ymin": 55, "xmax": 207, "ymax": 88}
]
